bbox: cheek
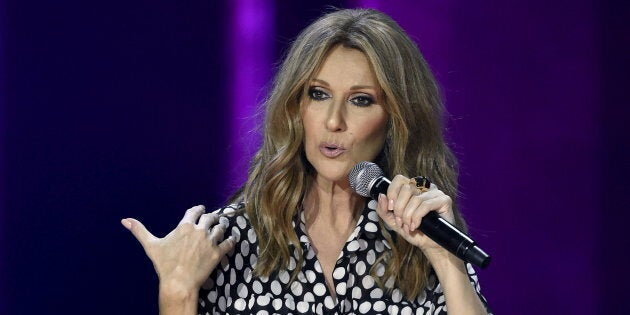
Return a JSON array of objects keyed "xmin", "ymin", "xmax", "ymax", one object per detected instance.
[
  {"xmin": 356, "ymin": 118, "xmax": 388, "ymax": 155},
  {"xmin": 301, "ymin": 105, "xmax": 319, "ymax": 133},
  {"xmin": 368, "ymin": 114, "xmax": 388, "ymax": 142},
  {"xmin": 302, "ymin": 115, "xmax": 315, "ymax": 146},
  {"xmin": 301, "ymin": 112, "xmax": 318, "ymax": 159}
]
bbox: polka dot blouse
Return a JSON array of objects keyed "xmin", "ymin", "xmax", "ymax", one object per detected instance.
[{"xmin": 198, "ymin": 200, "xmax": 492, "ymax": 314}]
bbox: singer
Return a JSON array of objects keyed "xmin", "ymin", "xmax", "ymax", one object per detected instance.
[{"xmin": 122, "ymin": 9, "xmax": 492, "ymax": 315}]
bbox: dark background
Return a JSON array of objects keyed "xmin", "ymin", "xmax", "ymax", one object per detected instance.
[{"xmin": 1, "ymin": 0, "xmax": 628, "ymax": 314}]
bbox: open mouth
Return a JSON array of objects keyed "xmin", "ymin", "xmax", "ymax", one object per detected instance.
[{"xmin": 320, "ymin": 143, "xmax": 345, "ymax": 157}]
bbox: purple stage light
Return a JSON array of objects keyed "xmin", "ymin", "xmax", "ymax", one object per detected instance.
[{"xmin": 227, "ymin": 0, "xmax": 275, "ymax": 188}]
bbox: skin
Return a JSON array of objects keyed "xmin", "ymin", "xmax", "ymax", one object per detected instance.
[
  {"xmin": 300, "ymin": 45, "xmax": 388, "ymax": 300},
  {"xmin": 375, "ymin": 180, "xmax": 488, "ymax": 315},
  {"xmin": 121, "ymin": 206, "xmax": 234, "ymax": 315},
  {"xmin": 302, "ymin": 45, "xmax": 487, "ymax": 314},
  {"xmin": 121, "ymin": 45, "xmax": 486, "ymax": 315}
]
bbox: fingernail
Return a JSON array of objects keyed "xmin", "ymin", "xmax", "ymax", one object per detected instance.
[
  {"xmin": 378, "ymin": 194, "xmax": 388, "ymax": 206},
  {"xmin": 219, "ymin": 220, "xmax": 229, "ymax": 229},
  {"xmin": 121, "ymin": 218, "xmax": 132, "ymax": 230},
  {"xmin": 395, "ymin": 216, "xmax": 402, "ymax": 228},
  {"xmin": 388, "ymin": 199, "xmax": 394, "ymax": 211}
]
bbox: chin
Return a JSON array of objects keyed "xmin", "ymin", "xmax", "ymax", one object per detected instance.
[{"xmin": 311, "ymin": 160, "xmax": 354, "ymax": 183}]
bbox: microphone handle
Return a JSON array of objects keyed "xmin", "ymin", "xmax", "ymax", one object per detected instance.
[
  {"xmin": 369, "ymin": 177, "xmax": 490, "ymax": 268},
  {"xmin": 420, "ymin": 212, "xmax": 490, "ymax": 268}
]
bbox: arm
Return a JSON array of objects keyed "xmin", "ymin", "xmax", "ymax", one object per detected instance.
[
  {"xmin": 376, "ymin": 177, "xmax": 489, "ymax": 314},
  {"xmin": 159, "ymin": 281, "xmax": 199, "ymax": 315},
  {"xmin": 122, "ymin": 205, "xmax": 235, "ymax": 315},
  {"xmin": 430, "ymin": 255, "xmax": 488, "ymax": 315}
]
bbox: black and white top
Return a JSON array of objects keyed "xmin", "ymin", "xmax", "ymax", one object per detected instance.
[{"xmin": 198, "ymin": 200, "xmax": 491, "ymax": 314}]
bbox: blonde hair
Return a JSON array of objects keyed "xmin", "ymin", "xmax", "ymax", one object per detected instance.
[{"xmin": 230, "ymin": 8, "xmax": 465, "ymax": 300}]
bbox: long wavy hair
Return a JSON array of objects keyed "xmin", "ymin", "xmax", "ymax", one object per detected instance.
[{"xmin": 229, "ymin": 8, "xmax": 465, "ymax": 300}]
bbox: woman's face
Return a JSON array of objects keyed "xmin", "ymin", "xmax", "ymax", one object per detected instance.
[{"xmin": 302, "ymin": 45, "xmax": 388, "ymax": 184}]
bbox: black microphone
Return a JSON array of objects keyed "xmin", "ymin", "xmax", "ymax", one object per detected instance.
[{"xmin": 349, "ymin": 161, "xmax": 491, "ymax": 269}]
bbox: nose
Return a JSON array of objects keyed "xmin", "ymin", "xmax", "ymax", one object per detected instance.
[{"xmin": 325, "ymin": 99, "xmax": 347, "ymax": 132}]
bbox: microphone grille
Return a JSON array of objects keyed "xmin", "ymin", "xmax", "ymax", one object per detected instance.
[{"xmin": 349, "ymin": 161, "xmax": 384, "ymax": 197}]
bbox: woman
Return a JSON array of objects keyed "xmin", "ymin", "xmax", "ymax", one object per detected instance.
[{"xmin": 122, "ymin": 9, "xmax": 492, "ymax": 314}]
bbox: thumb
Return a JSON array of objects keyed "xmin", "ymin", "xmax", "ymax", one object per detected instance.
[{"xmin": 121, "ymin": 218, "xmax": 156, "ymax": 248}]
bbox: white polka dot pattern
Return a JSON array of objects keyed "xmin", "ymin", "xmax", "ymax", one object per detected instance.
[{"xmin": 198, "ymin": 203, "xmax": 492, "ymax": 314}]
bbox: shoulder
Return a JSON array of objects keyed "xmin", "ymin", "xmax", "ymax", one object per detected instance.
[
  {"xmin": 211, "ymin": 202, "xmax": 245, "ymax": 216},
  {"xmin": 201, "ymin": 203, "xmax": 258, "ymax": 294},
  {"xmin": 210, "ymin": 202, "xmax": 257, "ymax": 246}
]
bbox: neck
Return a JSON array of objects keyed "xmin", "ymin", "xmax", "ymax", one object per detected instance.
[{"xmin": 303, "ymin": 175, "xmax": 364, "ymax": 231}]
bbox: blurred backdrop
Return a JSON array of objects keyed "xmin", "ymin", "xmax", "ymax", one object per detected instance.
[{"xmin": 1, "ymin": 0, "xmax": 628, "ymax": 314}]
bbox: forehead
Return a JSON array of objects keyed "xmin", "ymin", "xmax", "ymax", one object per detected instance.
[{"xmin": 313, "ymin": 45, "xmax": 379, "ymax": 86}]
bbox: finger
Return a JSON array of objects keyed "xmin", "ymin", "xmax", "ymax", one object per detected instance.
[
  {"xmin": 216, "ymin": 236, "xmax": 236, "ymax": 255},
  {"xmin": 121, "ymin": 218, "xmax": 157, "ymax": 248},
  {"xmin": 409, "ymin": 201, "xmax": 432, "ymax": 232},
  {"xmin": 431, "ymin": 194, "xmax": 453, "ymax": 217},
  {"xmin": 412, "ymin": 194, "xmax": 453, "ymax": 230},
  {"xmin": 208, "ymin": 222, "xmax": 228, "ymax": 243},
  {"xmin": 386, "ymin": 175, "xmax": 408, "ymax": 202},
  {"xmin": 401, "ymin": 189, "xmax": 440, "ymax": 227},
  {"xmin": 401, "ymin": 194, "xmax": 424, "ymax": 228},
  {"xmin": 414, "ymin": 189, "xmax": 443, "ymax": 203},
  {"xmin": 423, "ymin": 192, "xmax": 452, "ymax": 214},
  {"xmin": 393, "ymin": 182, "xmax": 415, "ymax": 218},
  {"xmin": 376, "ymin": 193, "xmax": 396, "ymax": 228},
  {"xmin": 179, "ymin": 205, "xmax": 205, "ymax": 225},
  {"xmin": 376, "ymin": 193, "xmax": 388, "ymax": 215},
  {"xmin": 429, "ymin": 182, "xmax": 438, "ymax": 191},
  {"xmin": 197, "ymin": 213, "xmax": 219, "ymax": 230}
]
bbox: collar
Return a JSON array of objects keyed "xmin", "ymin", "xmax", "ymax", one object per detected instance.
[{"xmin": 293, "ymin": 199, "xmax": 392, "ymax": 253}]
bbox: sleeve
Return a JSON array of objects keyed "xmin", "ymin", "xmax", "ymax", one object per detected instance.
[
  {"xmin": 425, "ymin": 263, "xmax": 493, "ymax": 315},
  {"xmin": 464, "ymin": 263, "xmax": 493, "ymax": 314}
]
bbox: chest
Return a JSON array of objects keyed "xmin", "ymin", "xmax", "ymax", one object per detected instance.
[
  {"xmin": 203, "ymin": 237, "xmax": 440, "ymax": 314},
  {"xmin": 307, "ymin": 226, "xmax": 351, "ymax": 288},
  {"xmin": 200, "ymin": 207, "xmax": 445, "ymax": 314}
]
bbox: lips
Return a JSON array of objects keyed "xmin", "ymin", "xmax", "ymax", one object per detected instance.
[{"xmin": 319, "ymin": 143, "xmax": 346, "ymax": 158}]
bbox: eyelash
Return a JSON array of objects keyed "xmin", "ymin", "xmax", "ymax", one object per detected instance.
[
  {"xmin": 308, "ymin": 88, "xmax": 330, "ymax": 101},
  {"xmin": 307, "ymin": 87, "xmax": 375, "ymax": 107},
  {"xmin": 350, "ymin": 95, "xmax": 374, "ymax": 107}
]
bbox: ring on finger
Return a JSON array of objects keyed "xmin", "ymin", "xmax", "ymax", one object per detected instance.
[{"xmin": 409, "ymin": 176, "xmax": 431, "ymax": 193}]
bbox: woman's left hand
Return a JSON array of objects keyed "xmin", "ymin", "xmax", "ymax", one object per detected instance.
[{"xmin": 375, "ymin": 174, "xmax": 455, "ymax": 261}]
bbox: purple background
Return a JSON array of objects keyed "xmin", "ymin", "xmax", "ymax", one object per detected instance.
[{"xmin": 1, "ymin": 0, "xmax": 628, "ymax": 314}]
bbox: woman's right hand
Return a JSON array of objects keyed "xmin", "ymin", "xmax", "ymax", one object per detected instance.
[{"xmin": 121, "ymin": 205, "xmax": 235, "ymax": 298}]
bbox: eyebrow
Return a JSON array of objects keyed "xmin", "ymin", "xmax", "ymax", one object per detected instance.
[{"xmin": 311, "ymin": 78, "xmax": 376, "ymax": 91}]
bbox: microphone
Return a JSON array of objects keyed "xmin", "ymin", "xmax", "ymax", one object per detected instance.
[{"xmin": 349, "ymin": 161, "xmax": 491, "ymax": 269}]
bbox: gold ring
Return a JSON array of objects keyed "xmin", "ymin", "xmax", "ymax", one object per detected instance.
[{"xmin": 410, "ymin": 176, "xmax": 431, "ymax": 193}]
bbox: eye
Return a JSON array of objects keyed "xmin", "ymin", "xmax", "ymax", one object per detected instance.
[
  {"xmin": 350, "ymin": 94, "xmax": 374, "ymax": 107},
  {"xmin": 308, "ymin": 87, "xmax": 330, "ymax": 101}
]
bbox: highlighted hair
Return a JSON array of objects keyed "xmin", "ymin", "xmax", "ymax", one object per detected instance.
[{"xmin": 231, "ymin": 8, "xmax": 465, "ymax": 300}]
